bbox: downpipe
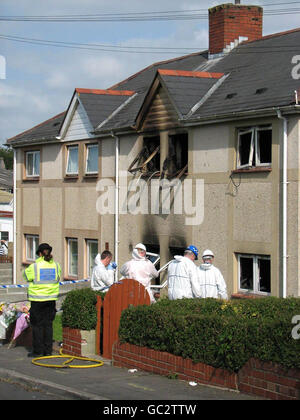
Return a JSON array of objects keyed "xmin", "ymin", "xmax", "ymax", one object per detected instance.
[{"xmin": 277, "ymin": 110, "xmax": 288, "ymax": 298}]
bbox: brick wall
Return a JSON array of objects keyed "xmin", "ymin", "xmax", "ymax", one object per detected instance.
[
  {"xmin": 113, "ymin": 341, "xmax": 300, "ymax": 400},
  {"xmin": 209, "ymin": 4, "xmax": 263, "ymax": 54},
  {"xmin": 239, "ymin": 358, "xmax": 300, "ymax": 400},
  {"xmin": 62, "ymin": 327, "xmax": 83, "ymax": 356},
  {"xmin": 113, "ymin": 342, "xmax": 238, "ymax": 390}
]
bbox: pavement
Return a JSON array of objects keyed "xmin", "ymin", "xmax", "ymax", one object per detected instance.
[{"xmin": 0, "ymin": 342, "xmax": 264, "ymax": 401}]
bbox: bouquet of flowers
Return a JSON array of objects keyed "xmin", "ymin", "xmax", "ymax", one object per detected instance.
[{"xmin": 0, "ymin": 302, "xmax": 30, "ymax": 343}]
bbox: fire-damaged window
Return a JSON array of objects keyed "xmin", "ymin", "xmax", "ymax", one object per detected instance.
[
  {"xmin": 237, "ymin": 126, "xmax": 272, "ymax": 169},
  {"xmin": 128, "ymin": 136, "xmax": 160, "ymax": 176},
  {"xmin": 144, "ymin": 244, "xmax": 160, "ymax": 284},
  {"xmin": 238, "ymin": 253, "xmax": 271, "ymax": 295},
  {"xmin": 161, "ymin": 133, "xmax": 188, "ymax": 178}
]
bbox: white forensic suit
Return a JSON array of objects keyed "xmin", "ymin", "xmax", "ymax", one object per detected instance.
[
  {"xmin": 120, "ymin": 249, "xmax": 159, "ymax": 303},
  {"xmin": 167, "ymin": 256, "xmax": 199, "ymax": 300},
  {"xmin": 91, "ymin": 254, "xmax": 114, "ymax": 292},
  {"xmin": 196, "ymin": 263, "xmax": 228, "ymax": 300}
]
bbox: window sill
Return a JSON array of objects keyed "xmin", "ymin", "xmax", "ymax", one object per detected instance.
[
  {"xmin": 64, "ymin": 174, "xmax": 79, "ymax": 180},
  {"xmin": 64, "ymin": 276, "xmax": 78, "ymax": 281},
  {"xmin": 232, "ymin": 167, "xmax": 272, "ymax": 174},
  {"xmin": 22, "ymin": 177, "xmax": 40, "ymax": 182},
  {"xmin": 231, "ymin": 293, "xmax": 269, "ymax": 299},
  {"xmin": 83, "ymin": 173, "xmax": 98, "ymax": 179}
]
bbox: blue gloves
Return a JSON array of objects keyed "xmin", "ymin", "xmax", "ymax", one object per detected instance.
[{"xmin": 107, "ymin": 262, "xmax": 117, "ymax": 270}]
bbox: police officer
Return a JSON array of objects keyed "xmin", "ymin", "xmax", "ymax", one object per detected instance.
[{"xmin": 23, "ymin": 243, "xmax": 61, "ymax": 357}]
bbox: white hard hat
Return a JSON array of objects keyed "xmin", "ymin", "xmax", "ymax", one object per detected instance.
[
  {"xmin": 202, "ymin": 249, "xmax": 214, "ymax": 258},
  {"xmin": 134, "ymin": 243, "xmax": 146, "ymax": 252}
]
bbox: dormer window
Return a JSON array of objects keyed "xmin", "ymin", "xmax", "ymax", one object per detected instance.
[{"xmin": 128, "ymin": 136, "xmax": 160, "ymax": 176}]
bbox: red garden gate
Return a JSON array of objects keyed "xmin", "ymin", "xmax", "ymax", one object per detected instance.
[{"xmin": 96, "ymin": 278, "xmax": 150, "ymax": 359}]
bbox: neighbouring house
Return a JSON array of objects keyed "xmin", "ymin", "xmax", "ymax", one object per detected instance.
[
  {"xmin": 0, "ymin": 160, "xmax": 13, "ymax": 249},
  {"xmin": 0, "ymin": 190, "xmax": 13, "ymax": 244},
  {"xmin": 7, "ymin": 2, "xmax": 300, "ymax": 298}
]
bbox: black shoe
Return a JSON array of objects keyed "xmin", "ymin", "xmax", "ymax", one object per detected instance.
[
  {"xmin": 27, "ymin": 352, "xmax": 43, "ymax": 358},
  {"xmin": 43, "ymin": 352, "xmax": 52, "ymax": 356}
]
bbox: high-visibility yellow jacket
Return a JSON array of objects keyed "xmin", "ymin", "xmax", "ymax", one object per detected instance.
[{"xmin": 23, "ymin": 257, "xmax": 61, "ymax": 302}]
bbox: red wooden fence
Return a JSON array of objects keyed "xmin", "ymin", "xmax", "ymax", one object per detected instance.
[
  {"xmin": 0, "ymin": 256, "xmax": 12, "ymax": 263},
  {"xmin": 96, "ymin": 279, "xmax": 151, "ymax": 359}
]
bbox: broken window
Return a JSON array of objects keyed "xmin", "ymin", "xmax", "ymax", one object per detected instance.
[
  {"xmin": 238, "ymin": 254, "xmax": 271, "ymax": 294},
  {"xmin": 161, "ymin": 133, "xmax": 188, "ymax": 179},
  {"xmin": 237, "ymin": 126, "xmax": 272, "ymax": 169},
  {"xmin": 128, "ymin": 136, "xmax": 160, "ymax": 175},
  {"xmin": 145, "ymin": 244, "xmax": 160, "ymax": 266},
  {"xmin": 144, "ymin": 244, "xmax": 160, "ymax": 284}
]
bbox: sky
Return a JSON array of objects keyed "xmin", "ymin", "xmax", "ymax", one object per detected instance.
[{"xmin": 0, "ymin": 0, "xmax": 299, "ymax": 145}]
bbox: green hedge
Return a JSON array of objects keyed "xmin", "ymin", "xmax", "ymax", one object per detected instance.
[
  {"xmin": 119, "ymin": 297, "xmax": 300, "ymax": 372},
  {"xmin": 61, "ymin": 288, "xmax": 105, "ymax": 331}
]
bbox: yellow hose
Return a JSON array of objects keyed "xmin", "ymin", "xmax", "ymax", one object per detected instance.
[{"xmin": 31, "ymin": 348, "xmax": 104, "ymax": 369}]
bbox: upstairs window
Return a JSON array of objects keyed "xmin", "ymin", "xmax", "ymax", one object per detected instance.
[
  {"xmin": 86, "ymin": 144, "xmax": 98, "ymax": 174},
  {"xmin": 66, "ymin": 145, "xmax": 79, "ymax": 175},
  {"xmin": 128, "ymin": 136, "xmax": 160, "ymax": 176},
  {"xmin": 237, "ymin": 126, "xmax": 272, "ymax": 169},
  {"xmin": 162, "ymin": 133, "xmax": 188, "ymax": 178},
  {"xmin": 26, "ymin": 151, "xmax": 40, "ymax": 177}
]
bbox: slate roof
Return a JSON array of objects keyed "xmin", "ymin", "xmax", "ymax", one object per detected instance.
[
  {"xmin": 190, "ymin": 29, "xmax": 300, "ymax": 120},
  {"xmin": 72, "ymin": 88, "xmax": 136, "ymax": 130},
  {"xmin": 7, "ymin": 112, "xmax": 66, "ymax": 145},
  {"xmin": 157, "ymin": 70, "xmax": 225, "ymax": 118},
  {"xmin": 7, "ymin": 27, "xmax": 300, "ymax": 145},
  {"xmin": 0, "ymin": 168, "xmax": 13, "ymax": 191}
]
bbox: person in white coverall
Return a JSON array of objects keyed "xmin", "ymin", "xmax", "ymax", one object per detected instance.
[
  {"xmin": 120, "ymin": 243, "xmax": 159, "ymax": 303},
  {"xmin": 167, "ymin": 245, "xmax": 200, "ymax": 300},
  {"xmin": 91, "ymin": 250, "xmax": 116, "ymax": 292},
  {"xmin": 196, "ymin": 250, "xmax": 228, "ymax": 300}
]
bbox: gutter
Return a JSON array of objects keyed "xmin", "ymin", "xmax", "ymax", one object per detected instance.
[
  {"xmin": 277, "ymin": 110, "xmax": 288, "ymax": 298},
  {"xmin": 180, "ymin": 105, "xmax": 300, "ymax": 127}
]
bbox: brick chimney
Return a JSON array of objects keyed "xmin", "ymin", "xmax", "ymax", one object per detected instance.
[{"xmin": 209, "ymin": 2, "xmax": 263, "ymax": 56}]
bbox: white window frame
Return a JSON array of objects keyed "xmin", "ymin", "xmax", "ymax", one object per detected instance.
[
  {"xmin": 237, "ymin": 254, "xmax": 271, "ymax": 296},
  {"xmin": 86, "ymin": 239, "xmax": 98, "ymax": 277},
  {"xmin": 237, "ymin": 126, "xmax": 272, "ymax": 169},
  {"xmin": 67, "ymin": 238, "xmax": 78, "ymax": 277},
  {"xmin": 85, "ymin": 144, "xmax": 98, "ymax": 175},
  {"xmin": 25, "ymin": 234, "xmax": 39, "ymax": 262},
  {"xmin": 66, "ymin": 145, "xmax": 79, "ymax": 175},
  {"xmin": 26, "ymin": 151, "xmax": 40, "ymax": 177},
  {"xmin": 256, "ymin": 126, "xmax": 272, "ymax": 167}
]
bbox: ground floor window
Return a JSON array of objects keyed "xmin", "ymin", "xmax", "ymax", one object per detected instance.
[
  {"xmin": 25, "ymin": 234, "xmax": 39, "ymax": 262},
  {"xmin": 237, "ymin": 253, "xmax": 271, "ymax": 294},
  {"xmin": 67, "ymin": 238, "xmax": 78, "ymax": 277},
  {"xmin": 1, "ymin": 231, "xmax": 9, "ymax": 241},
  {"xmin": 86, "ymin": 239, "xmax": 98, "ymax": 277}
]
